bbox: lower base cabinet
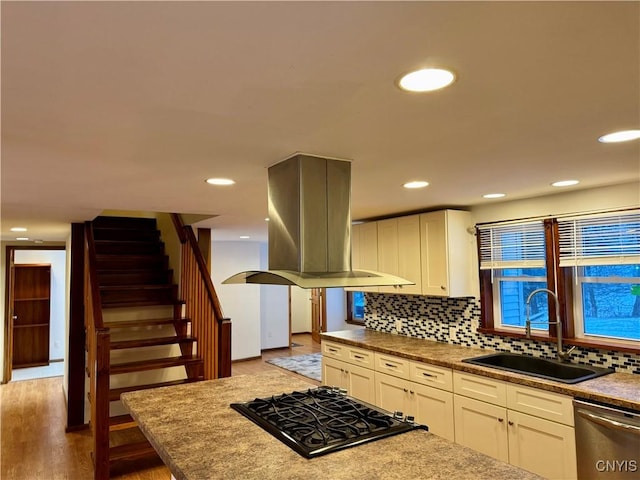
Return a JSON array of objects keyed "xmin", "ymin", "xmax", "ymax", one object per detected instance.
[
  {"xmin": 375, "ymin": 372, "xmax": 455, "ymax": 442},
  {"xmin": 453, "ymin": 372, "xmax": 577, "ymax": 480},
  {"xmin": 322, "ymin": 356, "xmax": 375, "ymax": 404}
]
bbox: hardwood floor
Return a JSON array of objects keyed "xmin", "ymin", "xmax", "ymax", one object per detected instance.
[{"xmin": 0, "ymin": 334, "xmax": 320, "ymax": 479}]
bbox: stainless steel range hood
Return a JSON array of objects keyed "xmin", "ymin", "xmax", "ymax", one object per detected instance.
[{"xmin": 222, "ymin": 153, "xmax": 414, "ymax": 289}]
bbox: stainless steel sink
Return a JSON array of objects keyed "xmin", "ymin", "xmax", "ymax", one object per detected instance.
[{"xmin": 462, "ymin": 352, "xmax": 614, "ymax": 384}]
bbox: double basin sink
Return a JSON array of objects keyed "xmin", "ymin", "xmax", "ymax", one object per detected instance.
[{"xmin": 462, "ymin": 352, "xmax": 613, "ymax": 384}]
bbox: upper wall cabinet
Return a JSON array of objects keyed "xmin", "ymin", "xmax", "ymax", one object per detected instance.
[
  {"xmin": 420, "ymin": 210, "xmax": 476, "ymax": 297},
  {"xmin": 349, "ymin": 221, "xmax": 379, "ymax": 293},
  {"xmin": 376, "ymin": 216, "xmax": 423, "ymax": 295}
]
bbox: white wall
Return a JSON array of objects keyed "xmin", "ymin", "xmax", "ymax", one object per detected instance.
[
  {"xmin": 325, "ymin": 288, "xmax": 362, "ymax": 332},
  {"xmin": 259, "ymin": 244, "xmax": 289, "ymax": 349},
  {"xmin": 290, "ymin": 286, "xmax": 311, "ymax": 333},
  {"xmin": 14, "ymin": 250, "xmax": 67, "ymax": 362},
  {"xmin": 471, "ymin": 181, "xmax": 640, "ymax": 224},
  {"xmin": 211, "ymin": 242, "xmax": 262, "ymax": 360}
]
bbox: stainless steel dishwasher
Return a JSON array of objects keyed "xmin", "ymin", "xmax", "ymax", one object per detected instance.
[{"xmin": 574, "ymin": 399, "xmax": 640, "ymax": 479}]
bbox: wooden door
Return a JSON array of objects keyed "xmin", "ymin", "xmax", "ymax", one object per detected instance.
[
  {"xmin": 310, "ymin": 288, "xmax": 326, "ymax": 343},
  {"xmin": 11, "ymin": 264, "xmax": 51, "ymax": 368}
]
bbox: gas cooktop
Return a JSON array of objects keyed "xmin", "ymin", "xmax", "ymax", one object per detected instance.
[{"xmin": 230, "ymin": 386, "xmax": 427, "ymax": 458}]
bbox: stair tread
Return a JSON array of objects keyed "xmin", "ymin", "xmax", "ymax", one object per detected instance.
[
  {"xmin": 110, "ymin": 335, "xmax": 196, "ymax": 350},
  {"xmin": 110, "ymin": 355, "xmax": 202, "ymax": 374},
  {"xmin": 100, "ymin": 284, "xmax": 176, "ymax": 291},
  {"xmin": 104, "ymin": 318, "xmax": 190, "ymax": 329},
  {"xmin": 109, "ymin": 378, "xmax": 203, "ymax": 401},
  {"xmin": 102, "ymin": 299, "xmax": 185, "ymax": 309},
  {"xmin": 109, "ymin": 441, "xmax": 157, "ymax": 463}
]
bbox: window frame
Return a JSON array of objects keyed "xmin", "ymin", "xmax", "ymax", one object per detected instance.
[
  {"xmin": 478, "ymin": 213, "xmax": 639, "ymax": 354},
  {"xmin": 346, "ymin": 291, "xmax": 365, "ymax": 325}
]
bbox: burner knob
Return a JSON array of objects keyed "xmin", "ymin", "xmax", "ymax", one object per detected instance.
[
  {"xmin": 406, "ymin": 415, "xmax": 415, "ymax": 423},
  {"xmin": 393, "ymin": 411, "xmax": 404, "ymax": 419},
  {"xmin": 339, "ymin": 388, "xmax": 348, "ymax": 395}
]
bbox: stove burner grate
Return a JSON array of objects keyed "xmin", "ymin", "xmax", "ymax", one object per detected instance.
[{"xmin": 231, "ymin": 386, "xmax": 427, "ymax": 458}]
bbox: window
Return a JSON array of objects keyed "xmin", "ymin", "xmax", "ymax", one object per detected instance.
[
  {"xmin": 478, "ymin": 209, "xmax": 640, "ymax": 350},
  {"xmin": 346, "ymin": 291, "xmax": 365, "ymax": 324}
]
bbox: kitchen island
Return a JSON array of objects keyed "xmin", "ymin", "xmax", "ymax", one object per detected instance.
[{"xmin": 122, "ymin": 371, "xmax": 542, "ymax": 480}]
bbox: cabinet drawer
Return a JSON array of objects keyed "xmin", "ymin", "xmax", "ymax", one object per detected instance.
[
  {"xmin": 375, "ymin": 353, "xmax": 410, "ymax": 380},
  {"xmin": 409, "ymin": 361, "xmax": 453, "ymax": 391},
  {"xmin": 322, "ymin": 341, "xmax": 373, "ymax": 368},
  {"xmin": 507, "ymin": 384, "xmax": 574, "ymax": 426},
  {"xmin": 453, "ymin": 371, "xmax": 507, "ymax": 406},
  {"xmin": 322, "ymin": 341, "xmax": 346, "ymax": 361}
]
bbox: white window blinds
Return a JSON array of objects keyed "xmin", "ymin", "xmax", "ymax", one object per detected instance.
[
  {"xmin": 478, "ymin": 221, "xmax": 546, "ymax": 269},
  {"xmin": 558, "ymin": 210, "xmax": 640, "ymax": 266}
]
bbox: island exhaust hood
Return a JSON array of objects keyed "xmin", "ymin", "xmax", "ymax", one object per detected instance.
[{"xmin": 222, "ymin": 153, "xmax": 414, "ymax": 289}]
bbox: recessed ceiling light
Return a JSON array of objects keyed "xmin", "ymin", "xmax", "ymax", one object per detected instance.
[
  {"xmin": 16, "ymin": 237, "xmax": 30, "ymax": 241},
  {"xmin": 598, "ymin": 129, "xmax": 640, "ymax": 143},
  {"xmin": 239, "ymin": 235, "xmax": 250, "ymax": 239},
  {"xmin": 264, "ymin": 217, "xmax": 270, "ymax": 222},
  {"xmin": 398, "ymin": 68, "xmax": 456, "ymax": 92},
  {"xmin": 551, "ymin": 180, "xmax": 579, "ymax": 187},
  {"xmin": 205, "ymin": 178, "xmax": 235, "ymax": 186},
  {"xmin": 483, "ymin": 193, "xmax": 506, "ymax": 199},
  {"xmin": 403, "ymin": 181, "xmax": 429, "ymax": 189},
  {"xmin": 10, "ymin": 227, "xmax": 27, "ymax": 232}
]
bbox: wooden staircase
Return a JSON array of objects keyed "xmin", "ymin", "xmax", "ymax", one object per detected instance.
[{"xmin": 84, "ymin": 215, "xmax": 230, "ymax": 479}]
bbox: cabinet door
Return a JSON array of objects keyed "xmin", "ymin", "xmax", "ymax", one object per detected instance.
[
  {"xmin": 322, "ymin": 357, "xmax": 346, "ymax": 388},
  {"xmin": 412, "ymin": 383, "xmax": 455, "ymax": 442},
  {"xmin": 375, "ymin": 372, "xmax": 411, "ymax": 416},
  {"xmin": 420, "ymin": 211, "xmax": 449, "ymax": 296},
  {"xmin": 345, "ymin": 363, "xmax": 376, "ymax": 404},
  {"xmin": 352, "ymin": 222, "xmax": 379, "ymax": 293},
  {"xmin": 377, "ymin": 219, "xmax": 399, "ymax": 294},
  {"xmin": 396, "ymin": 215, "xmax": 422, "ymax": 295},
  {"xmin": 508, "ymin": 410, "xmax": 577, "ymax": 480},
  {"xmin": 454, "ymin": 394, "xmax": 509, "ymax": 462}
]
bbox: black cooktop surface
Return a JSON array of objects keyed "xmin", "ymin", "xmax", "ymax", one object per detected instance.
[{"xmin": 230, "ymin": 386, "xmax": 427, "ymax": 458}]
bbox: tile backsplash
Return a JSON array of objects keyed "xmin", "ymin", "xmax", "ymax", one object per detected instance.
[{"xmin": 364, "ymin": 293, "xmax": 640, "ymax": 375}]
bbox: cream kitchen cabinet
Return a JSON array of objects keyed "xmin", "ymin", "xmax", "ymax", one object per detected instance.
[
  {"xmin": 453, "ymin": 371, "xmax": 577, "ymax": 480},
  {"xmin": 374, "ymin": 352, "xmax": 455, "ymax": 441},
  {"xmin": 376, "ymin": 216, "xmax": 422, "ymax": 295},
  {"xmin": 347, "ymin": 221, "xmax": 379, "ymax": 293},
  {"xmin": 321, "ymin": 341, "xmax": 375, "ymax": 404},
  {"xmin": 419, "ymin": 210, "xmax": 475, "ymax": 297}
]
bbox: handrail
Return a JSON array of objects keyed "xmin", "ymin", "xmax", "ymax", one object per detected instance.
[
  {"xmin": 84, "ymin": 221, "xmax": 110, "ymax": 480},
  {"xmin": 84, "ymin": 222, "xmax": 104, "ymax": 328},
  {"xmin": 170, "ymin": 213, "xmax": 224, "ymax": 320}
]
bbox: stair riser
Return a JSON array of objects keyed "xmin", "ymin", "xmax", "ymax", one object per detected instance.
[
  {"xmin": 92, "ymin": 216, "xmax": 157, "ymax": 230},
  {"xmin": 93, "ymin": 229, "xmax": 160, "ymax": 242},
  {"xmin": 96, "ymin": 257, "xmax": 168, "ymax": 270},
  {"xmin": 97, "ymin": 271, "xmax": 173, "ymax": 286},
  {"xmin": 95, "ymin": 242, "xmax": 164, "ymax": 255},
  {"xmin": 101, "ymin": 290, "xmax": 177, "ymax": 306}
]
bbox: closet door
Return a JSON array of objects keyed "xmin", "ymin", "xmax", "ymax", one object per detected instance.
[{"xmin": 12, "ymin": 264, "xmax": 51, "ymax": 368}]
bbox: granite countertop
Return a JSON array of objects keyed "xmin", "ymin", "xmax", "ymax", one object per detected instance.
[
  {"xmin": 122, "ymin": 371, "xmax": 543, "ymax": 480},
  {"xmin": 321, "ymin": 329, "xmax": 640, "ymax": 411}
]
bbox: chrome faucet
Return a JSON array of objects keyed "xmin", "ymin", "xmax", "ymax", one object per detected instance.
[{"xmin": 525, "ymin": 288, "xmax": 574, "ymax": 362}]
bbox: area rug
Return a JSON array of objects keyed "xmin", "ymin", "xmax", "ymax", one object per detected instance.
[{"xmin": 266, "ymin": 352, "xmax": 322, "ymax": 382}]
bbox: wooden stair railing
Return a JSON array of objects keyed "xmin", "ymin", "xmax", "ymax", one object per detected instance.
[
  {"xmin": 170, "ymin": 213, "xmax": 232, "ymax": 379},
  {"xmin": 84, "ymin": 222, "xmax": 111, "ymax": 480}
]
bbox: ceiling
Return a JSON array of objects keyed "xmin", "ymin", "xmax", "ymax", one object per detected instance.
[{"xmin": 2, "ymin": 1, "xmax": 639, "ymax": 243}]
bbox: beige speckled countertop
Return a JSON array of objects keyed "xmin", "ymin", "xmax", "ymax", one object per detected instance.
[
  {"xmin": 122, "ymin": 371, "xmax": 543, "ymax": 480},
  {"xmin": 321, "ymin": 329, "xmax": 640, "ymax": 411}
]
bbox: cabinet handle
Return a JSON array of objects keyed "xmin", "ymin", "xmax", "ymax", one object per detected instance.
[
  {"xmin": 353, "ymin": 355, "xmax": 364, "ymax": 360},
  {"xmin": 328, "ymin": 348, "xmax": 338, "ymax": 353},
  {"xmin": 422, "ymin": 372, "xmax": 436, "ymax": 378},
  {"xmin": 508, "ymin": 421, "xmax": 514, "ymax": 426},
  {"xmin": 409, "ymin": 390, "xmax": 414, "ymax": 394},
  {"xmin": 498, "ymin": 418, "xmax": 504, "ymax": 423},
  {"xmin": 384, "ymin": 363, "xmax": 397, "ymax": 368},
  {"xmin": 440, "ymin": 286, "xmax": 446, "ymax": 290},
  {"xmin": 403, "ymin": 388, "xmax": 408, "ymax": 392},
  {"xmin": 340, "ymin": 368, "xmax": 344, "ymax": 373}
]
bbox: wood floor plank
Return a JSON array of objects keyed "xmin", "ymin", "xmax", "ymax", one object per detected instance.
[{"xmin": 0, "ymin": 333, "xmax": 320, "ymax": 479}]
